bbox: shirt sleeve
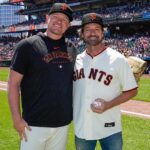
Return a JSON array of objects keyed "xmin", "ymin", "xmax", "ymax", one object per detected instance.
[
  {"xmin": 10, "ymin": 39, "xmax": 31, "ymax": 75},
  {"xmin": 118, "ymin": 57, "xmax": 138, "ymax": 91}
]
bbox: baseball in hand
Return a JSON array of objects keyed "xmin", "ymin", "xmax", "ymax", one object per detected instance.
[{"xmin": 92, "ymin": 101, "xmax": 102, "ymax": 108}]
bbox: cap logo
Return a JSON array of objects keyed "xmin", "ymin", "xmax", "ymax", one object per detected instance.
[
  {"xmin": 90, "ymin": 13, "xmax": 97, "ymax": 20},
  {"xmin": 60, "ymin": 4, "xmax": 68, "ymax": 10}
]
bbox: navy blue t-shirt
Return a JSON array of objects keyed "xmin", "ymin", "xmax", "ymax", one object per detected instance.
[{"xmin": 10, "ymin": 32, "xmax": 76, "ymax": 127}]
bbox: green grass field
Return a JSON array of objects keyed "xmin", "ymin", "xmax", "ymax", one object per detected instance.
[
  {"xmin": 133, "ymin": 77, "xmax": 150, "ymax": 102},
  {"xmin": 0, "ymin": 91, "xmax": 150, "ymax": 150},
  {"xmin": 0, "ymin": 67, "xmax": 9, "ymax": 82}
]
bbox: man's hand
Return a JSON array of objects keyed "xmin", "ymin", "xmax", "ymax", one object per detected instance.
[
  {"xmin": 91, "ymin": 98, "xmax": 109, "ymax": 113},
  {"xmin": 13, "ymin": 118, "xmax": 31, "ymax": 142}
]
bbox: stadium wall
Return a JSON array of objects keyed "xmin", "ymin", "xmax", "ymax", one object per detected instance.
[{"xmin": 0, "ymin": 60, "xmax": 11, "ymax": 67}]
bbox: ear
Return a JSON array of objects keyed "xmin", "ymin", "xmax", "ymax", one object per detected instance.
[
  {"xmin": 79, "ymin": 30, "xmax": 84, "ymax": 40},
  {"xmin": 45, "ymin": 14, "xmax": 49, "ymax": 23},
  {"xmin": 67, "ymin": 22, "xmax": 71, "ymax": 29},
  {"xmin": 101, "ymin": 32, "xmax": 105, "ymax": 40},
  {"xmin": 80, "ymin": 34, "xmax": 84, "ymax": 40}
]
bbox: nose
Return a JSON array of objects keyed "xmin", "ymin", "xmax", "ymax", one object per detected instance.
[
  {"xmin": 56, "ymin": 17, "xmax": 64, "ymax": 23},
  {"xmin": 89, "ymin": 29, "xmax": 97, "ymax": 35}
]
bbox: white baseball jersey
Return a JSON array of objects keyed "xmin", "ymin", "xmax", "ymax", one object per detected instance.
[{"xmin": 73, "ymin": 47, "xmax": 137, "ymax": 140}]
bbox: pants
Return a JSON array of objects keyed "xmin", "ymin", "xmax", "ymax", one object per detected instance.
[
  {"xmin": 20, "ymin": 125, "xmax": 69, "ymax": 150},
  {"xmin": 75, "ymin": 132, "xmax": 123, "ymax": 150}
]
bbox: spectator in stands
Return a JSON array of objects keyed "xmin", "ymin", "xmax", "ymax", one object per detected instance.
[
  {"xmin": 146, "ymin": 64, "xmax": 150, "ymax": 74},
  {"xmin": 73, "ymin": 13, "xmax": 138, "ymax": 150},
  {"xmin": 8, "ymin": 3, "xmax": 77, "ymax": 150}
]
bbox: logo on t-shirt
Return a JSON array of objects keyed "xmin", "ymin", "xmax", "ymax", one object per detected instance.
[{"xmin": 43, "ymin": 51, "xmax": 73, "ymax": 64}]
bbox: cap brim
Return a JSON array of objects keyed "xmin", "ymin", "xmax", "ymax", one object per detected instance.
[{"xmin": 82, "ymin": 21, "xmax": 103, "ymax": 27}]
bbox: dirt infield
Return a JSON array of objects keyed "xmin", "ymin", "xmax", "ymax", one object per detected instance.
[
  {"xmin": 142, "ymin": 74, "xmax": 150, "ymax": 78},
  {"xmin": 120, "ymin": 100, "xmax": 150, "ymax": 119}
]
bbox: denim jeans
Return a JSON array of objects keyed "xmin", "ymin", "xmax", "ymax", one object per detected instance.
[{"xmin": 75, "ymin": 132, "xmax": 123, "ymax": 150}]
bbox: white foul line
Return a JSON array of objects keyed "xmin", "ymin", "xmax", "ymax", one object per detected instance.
[
  {"xmin": 121, "ymin": 110, "xmax": 150, "ymax": 118},
  {"xmin": 0, "ymin": 83, "xmax": 7, "ymax": 86},
  {"xmin": 0, "ymin": 87, "xmax": 7, "ymax": 91}
]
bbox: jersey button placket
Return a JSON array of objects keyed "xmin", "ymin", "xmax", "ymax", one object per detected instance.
[{"xmin": 84, "ymin": 58, "xmax": 94, "ymax": 138}]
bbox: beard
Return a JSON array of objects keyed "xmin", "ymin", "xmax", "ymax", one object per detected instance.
[{"xmin": 84, "ymin": 35, "xmax": 103, "ymax": 46}]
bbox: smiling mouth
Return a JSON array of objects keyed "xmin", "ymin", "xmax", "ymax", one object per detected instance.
[
  {"xmin": 89, "ymin": 36, "xmax": 98, "ymax": 38},
  {"xmin": 53, "ymin": 23, "xmax": 62, "ymax": 28},
  {"xmin": 88, "ymin": 36, "xmax": 98, "ymax": 40}
]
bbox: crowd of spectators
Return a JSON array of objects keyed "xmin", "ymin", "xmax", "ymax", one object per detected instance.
[
  {"xmin": 0, "ymin": 42, "xmax": 15, "ymax": 61},
  {"xmin": 105, "ymin": 33, "xmax": 150, "ymax": 58},
  {"xmin": 70, "ymin": 32, "xmax": 150, "ymax": 62},
  {"xmin": 0, "ymin": 36, "xmax": 22, "ymax": 44},
  {"xmin": 0, "ymin": 35, "xmax": 25, "ymax": 61},
  {"xmin": 1, "ymin": 32, "xmax": 150, "ymax": 61}
]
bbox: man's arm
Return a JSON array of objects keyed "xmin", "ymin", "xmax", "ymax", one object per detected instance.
[
  {"xmin": 91, "ymin": 88, "xmax": 138, "ymax": 113},
  {"xmin": 7, "ymin": 70, "xmax": 31, "ymax": 141}
]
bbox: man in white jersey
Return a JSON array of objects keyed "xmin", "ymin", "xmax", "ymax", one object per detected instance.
[{"xmin": 73, "ymin": 13, "xmax": 138, "ymax": 150}]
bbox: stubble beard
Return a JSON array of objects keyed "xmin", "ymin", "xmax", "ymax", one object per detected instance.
[{"xmin": 84, "ymin": 36, "xmax": 103, "ymax": 46}]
